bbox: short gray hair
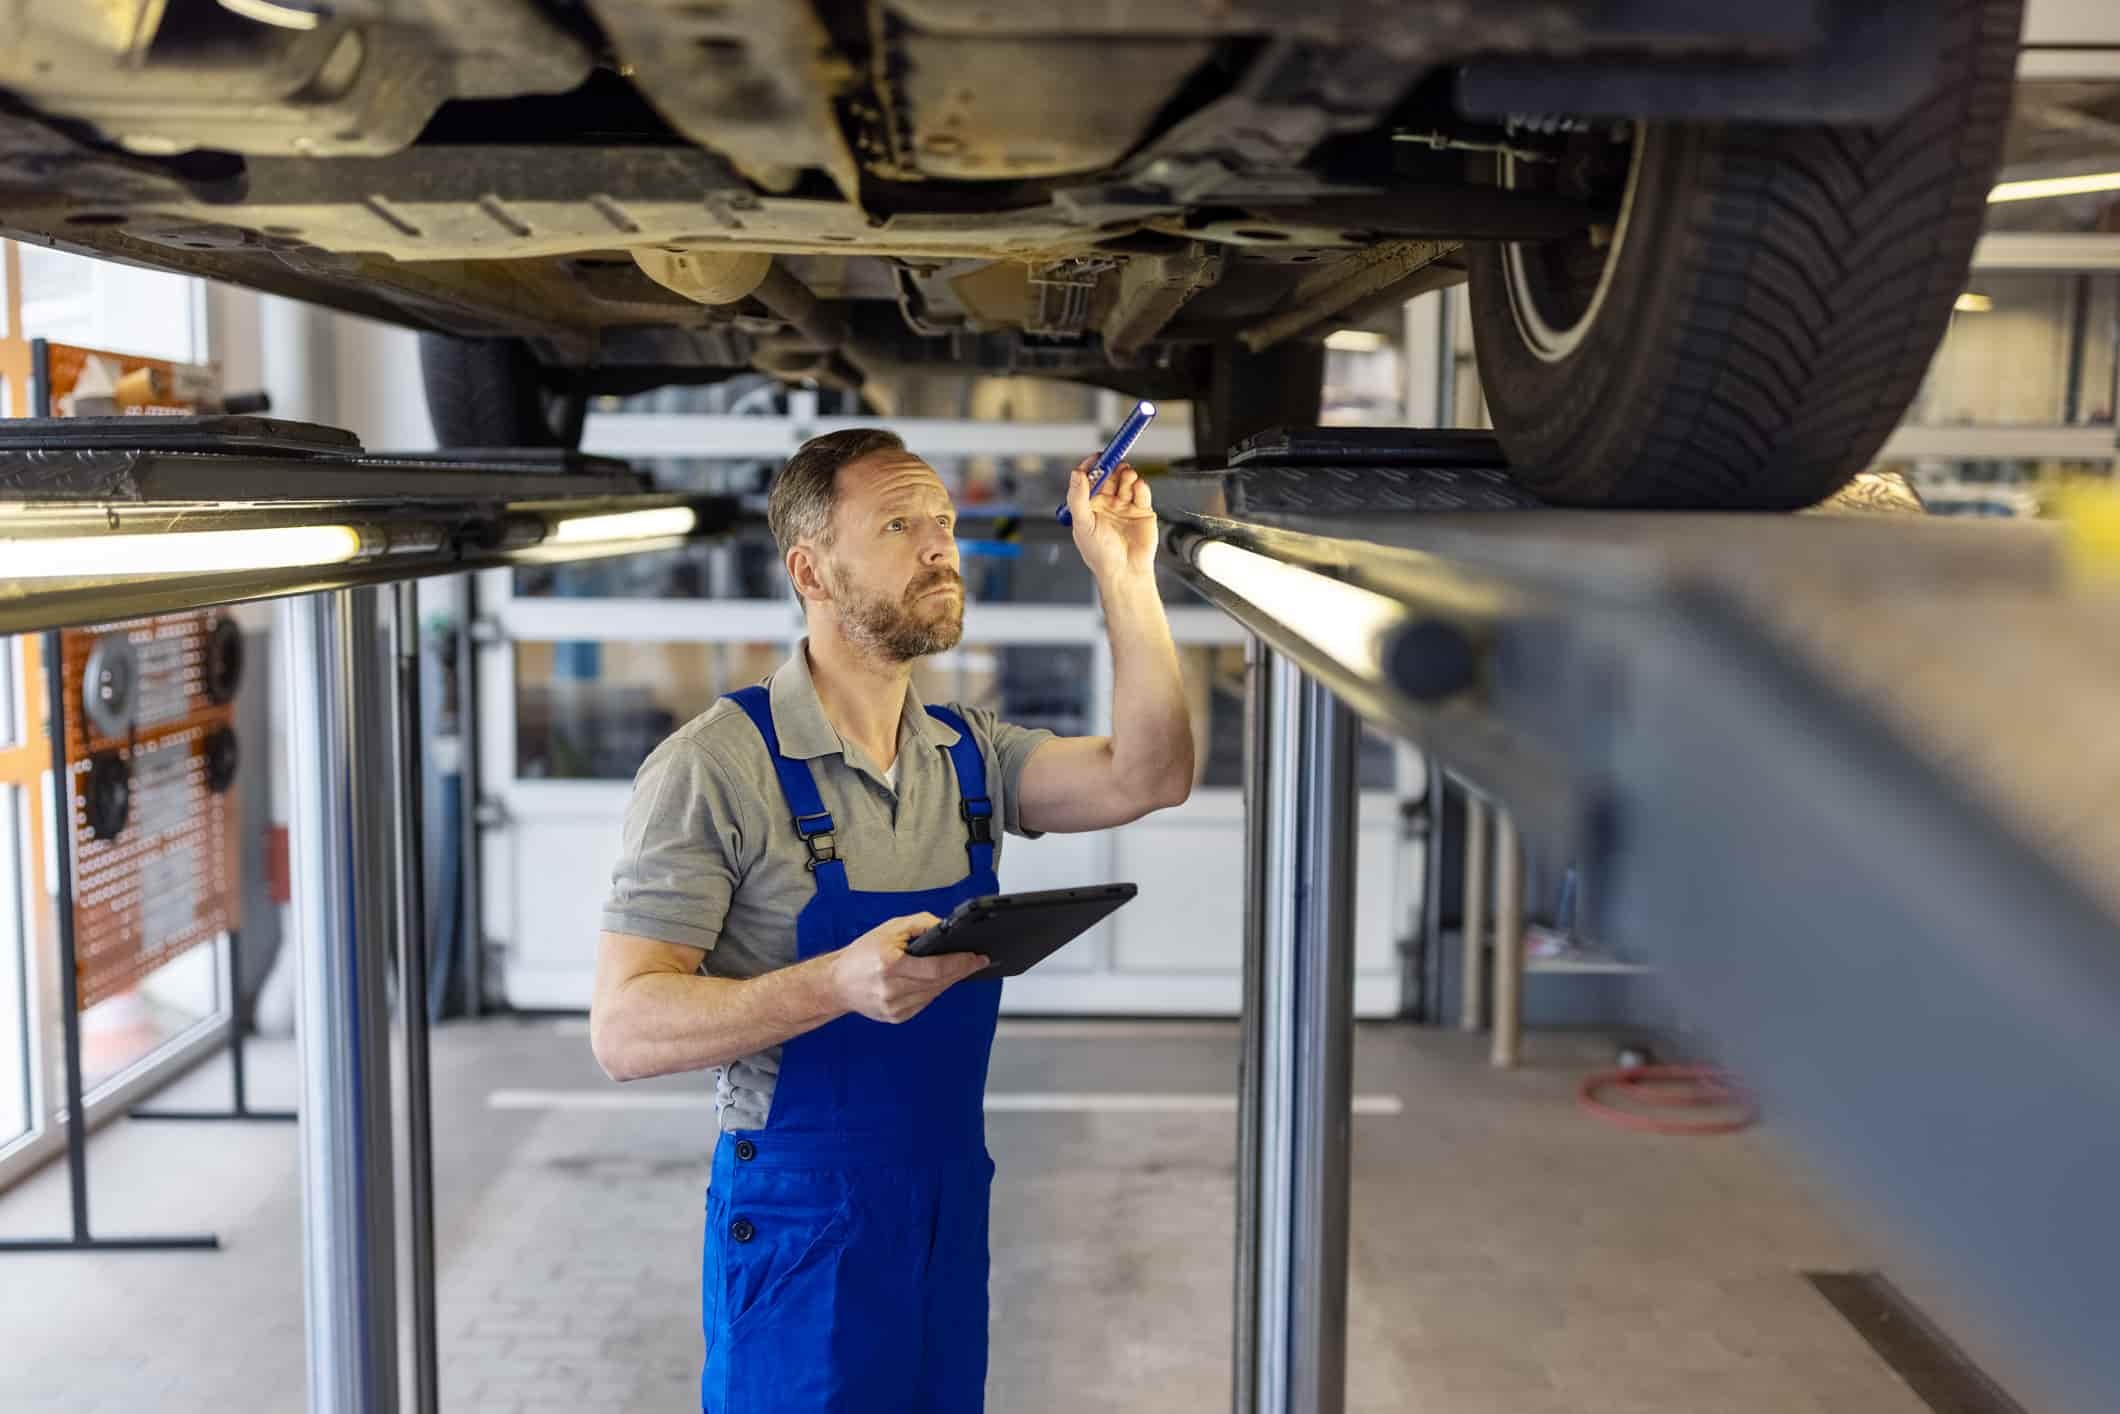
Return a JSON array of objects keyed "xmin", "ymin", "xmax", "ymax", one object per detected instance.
[{"xmin": 767, "ymin": 427, "xmax": 906, "ymax": 554}]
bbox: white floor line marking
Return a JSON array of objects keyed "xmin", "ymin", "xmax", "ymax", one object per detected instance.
[
  {"xmin": 487, "ymin": 1089, "xmax": 1404, "ymax": 1116},
  {"xmin": 551, "ymin": 1019, "xmax": 1234, "ymax": 1041},
  {"xmin": 490, "ymin": 1090, "xmax": 701, "ymax": 1110},
  {"xmin": 993, "ymin": 1021, "xmax": 1240, "ymax": 1040}
]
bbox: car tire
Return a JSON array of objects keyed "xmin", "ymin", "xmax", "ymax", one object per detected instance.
[
  {"xmin": 418, "ymin": 334, "xmax": 564, "ymax": 448},
  {"xmin": 1464, "ymin": 0, "xmax": 2021, "ymax": 509},
  {"xmin": 1190, "ymin": 341, "xmax": 1326, "ymax": 468}
]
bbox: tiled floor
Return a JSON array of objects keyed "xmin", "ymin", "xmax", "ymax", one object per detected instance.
[{"xmin": 0, "ymin": 1019, "xmax": 2018, "ymax": 1412}]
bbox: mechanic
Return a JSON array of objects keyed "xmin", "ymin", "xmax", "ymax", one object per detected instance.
[{"xmin": 589, "ymin": 427, "xmax": 1196, "ymax": 1412}]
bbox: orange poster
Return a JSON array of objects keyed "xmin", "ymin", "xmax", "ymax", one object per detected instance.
[
  {"xmin": 57, "ymin": 613, "xmax": 243, "ymax": 1011},
  {"xmin": 36, "ymin": 340, "xmax": 215, "ymax": 417}
]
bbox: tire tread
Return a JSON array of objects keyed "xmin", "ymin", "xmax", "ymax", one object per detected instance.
[{"xmin": 1466, "ymin": 0, "xmax": 2020, "ymax": 508}]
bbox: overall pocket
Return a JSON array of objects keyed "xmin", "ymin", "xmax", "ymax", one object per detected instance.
[{"xmin": 714, "ymin": 1166, "xmax": 855, "ymax": 1335}]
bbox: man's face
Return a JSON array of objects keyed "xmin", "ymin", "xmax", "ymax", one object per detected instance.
[{"xmin": 817, "ymin": 450, "xmax": 963, "ymax": 662}]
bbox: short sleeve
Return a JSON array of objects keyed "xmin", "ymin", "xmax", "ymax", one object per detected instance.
[
  {"xmin": 600, "ymin": 735, "xmax": 754, "ymax": 952},
  {"xmin": 955, "ymin": 703, "xmax": 1057, "ymax": 839}
]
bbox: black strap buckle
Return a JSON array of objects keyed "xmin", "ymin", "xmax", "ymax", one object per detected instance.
[
  {"xmin": 793, "ymin": 810, "xmax": 839, "ymax": 871},
  {"xmin": 959, "ymin": 797, "xmax": 994, "ymax": 847}
]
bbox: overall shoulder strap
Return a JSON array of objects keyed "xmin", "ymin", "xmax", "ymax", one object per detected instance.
[
  {"xmin": 724, "ymin": 686, "xmax": 846, "ymax": 884},
  {"xmin": 924, "ymin": 704, "xmax": 995, "ymax": 876}
]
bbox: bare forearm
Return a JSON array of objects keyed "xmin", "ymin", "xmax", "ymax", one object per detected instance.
[
  {"xmin": 594, "ymin": 956, "xmax": 844, "ymax": 1082},
  {"xmin": 1098, "ymin": 567, "xmax": 1195, "ymax": 807}
]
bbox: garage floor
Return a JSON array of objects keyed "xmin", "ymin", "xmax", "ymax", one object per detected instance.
[{"xmin": 0, "ymin": 1020, "xmax": 2001, "ymax": 1412}]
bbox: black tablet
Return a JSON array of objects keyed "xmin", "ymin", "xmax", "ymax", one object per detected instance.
[{"xmin": 904, "ymin": 884, "xmax": 1137, "ymax": 981}]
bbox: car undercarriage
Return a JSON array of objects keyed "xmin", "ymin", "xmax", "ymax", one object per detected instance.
[{"xmin": 0, "ymin": 0, "xmax": 2021, "ymax": 504}]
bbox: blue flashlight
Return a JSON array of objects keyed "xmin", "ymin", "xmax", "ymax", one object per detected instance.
[{"xmin": 1057, "ymin": 399, "xmax": 1157, "ymax": 525}]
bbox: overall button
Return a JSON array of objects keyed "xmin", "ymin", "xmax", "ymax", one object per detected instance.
[
  {"xmin": 730, "ymin": 1218, "xmax": 756, "ymax": 1244},
  {"xmin": 734, "ymin": 1139, "xmax": 757, "ymax": 1162}
]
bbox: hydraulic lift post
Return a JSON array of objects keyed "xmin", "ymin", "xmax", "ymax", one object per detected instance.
[
  {"xmin": 285, "ymin": 588, "xmax": 401, "ymax": 1414},
  {"xmin": 1236, "ymin": 645, "xmax": 1359, "ymax": 1414},
  {"xmin": 393, "ymin": 581, "xmax": 442, "ymax": 1414}
]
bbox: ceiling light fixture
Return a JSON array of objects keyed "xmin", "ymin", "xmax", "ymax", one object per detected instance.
[
  {"xmin": 217, "ymin": 0, "xmax": 326, "ymax": 30},
  {"xmin": 1987, "ymin": 171, "xmax": 2120, "ymax": 203},
  {"xmin": 1325, "ymin": 329, "xmax": 1389, "ymax": 353},
  {"xmin": 1954, "ymin": 292, "xmax": 1994, "ymax": 313}
]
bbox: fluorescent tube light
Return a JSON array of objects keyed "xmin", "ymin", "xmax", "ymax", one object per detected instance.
[
  {"xmin": 3, "ymin": 524, "xmax": 364, "ymax": 579},
  {"xmin": 1193, "ymin": 539, "xmax": 1407, "ymax": 678},
  {"xmin": 1325, "ymin": 329, "xmax": 1389, "ymax": 353},
  {"xmin": 544, "ymin": 507, "xmax": 698, "ymax": 545},
  {"xmin": 217, "ymin": 0, "xmax": 323, "ymax": 29},
  {"xmin": 1988, "ymin": 171, "xmax": 2120, "ymax": 204}
]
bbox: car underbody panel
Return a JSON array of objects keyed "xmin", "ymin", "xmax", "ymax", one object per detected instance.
[{"xmin": 0, "ymin": 0, "xmax": 1939, "ymax": 392}]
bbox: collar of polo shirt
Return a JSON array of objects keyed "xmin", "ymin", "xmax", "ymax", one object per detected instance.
[{"xmin": 766, "ymin": 641, "xmax": 963, "ymax": 765}]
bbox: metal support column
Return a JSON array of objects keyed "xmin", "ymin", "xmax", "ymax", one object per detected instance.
[
  {"xmin": 1414, "ymin": 773, "xmax": 1445, "ymax": 1024},
  {"xmin": 1460, "ymin": 792, "xmax": 1489, "ymax": 1033},
  {"xmin": 1236, "ymin": 646, "xmax": 1358, "ymax": 1414},
  {"xmin": 285, "ymin": 589, "xmax": 400, "ymax": 1414},
  {"xmin": 1232, "ymin": 638, "xmax": 1272, "ymax": 1414},
  {"xmin": 392, "ymin": 582, "xmax": 440, "ymax": 1414},
  {"xmin": 1490, "ymin": 809, "xmax": 1522, "ymax": 1069},
  {"xmin": 457, "ymin": 573, "xmax": 485, "ymax": 1019}
]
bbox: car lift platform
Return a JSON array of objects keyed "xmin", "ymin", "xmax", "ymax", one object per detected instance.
[
  {"xmin": 6, "ymin": 416, "xmax": 2117, "ymax": 1412},
  {"xmin": 1164, "ymin": 432, "xmax": 2120, "ymax": 1414}
]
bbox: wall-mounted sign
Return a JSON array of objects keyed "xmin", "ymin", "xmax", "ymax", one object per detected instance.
[{"xmin": 58, "ymin": 612, "xmax": 242, "ymax": 1011}]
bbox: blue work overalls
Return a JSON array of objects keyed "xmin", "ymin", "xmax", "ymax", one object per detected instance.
[{"xmin": 702, "ymin": 685, "xmax": 1003, "ymax": 1414}]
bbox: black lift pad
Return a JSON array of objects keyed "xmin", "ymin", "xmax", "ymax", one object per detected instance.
[{"xmin": 1217, "ymin": 425, "xmax": 1541, "ymax": 515}]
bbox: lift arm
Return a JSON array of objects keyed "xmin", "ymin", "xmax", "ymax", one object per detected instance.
[{"xmin": 1161, "ymin": 484, "xmax": 2120, "ymax": 1413}]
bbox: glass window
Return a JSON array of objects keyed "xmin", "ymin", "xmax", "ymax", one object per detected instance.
[
  {"xmin": 0, "ymin": 637, "xmax": 16, "ymax": 748},
  {"xmin": 515, "ymin": 640, "xmax": 785, "ymax": 780},
  {"xmin": 515, "ymin": 638, "xmax": 1096, "ymax": 780},
  {"xmin": 1907, "ymin": 273, "xmax": 2118, "ymax": 427},
  {"xmin": 960, "ymin": 532, "xmax": 1097, "ymax": 606},
  {"xmin": 572, "ymin": 374, "xmax": 1107, "ymax": 602},
  {"xmin": 1984, "ymin": 81, "xmax": 2120, "ymax": 237},
  {"xmin": 14, "ymin": 244, "xmax": 200, "ymax": 363},
  {"xmin": 1322, "ymin": 339, "xmax": 1406, "ymax": 427},
  {"xmin": 515, "ymin": 528, "xmax": 791, "ymax": 601},
  {"xmin": 81, "ymin": 940, "xmax": 220, "ymax": 1096},
  {"xmin": 0, "ymin": 788, "xmax": 30, "ymax": 1148},
  {"xmin": 1180, "ymin": 643, "xmax": 1397, "ymax": 791},
  {"xmin": 515, "ymin": 517, "xmax": 1095, "ymax": 604},
  {"xmin": 909, "ymin": 643, "xmax": 1094, "ymax": 738}
]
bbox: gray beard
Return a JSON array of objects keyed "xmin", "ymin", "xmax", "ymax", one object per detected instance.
[{"xmin": 832, "ymin": 569, "xmax": 965, "ymax": 663}]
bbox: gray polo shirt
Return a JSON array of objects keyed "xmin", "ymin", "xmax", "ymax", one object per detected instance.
[{"xmin": 601, "ymin": 643, "xmax": 1055, "ymax": 1131}]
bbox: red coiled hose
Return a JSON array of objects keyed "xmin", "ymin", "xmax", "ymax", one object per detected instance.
[{"xmin": 1578, "ymin": 1065, "xmax": 1758, "ymax": 1135}]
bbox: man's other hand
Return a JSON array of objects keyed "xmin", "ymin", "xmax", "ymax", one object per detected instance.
[{"xmin": 828, "ymin": 913, "xmax": 990, "ymax": 1023}]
